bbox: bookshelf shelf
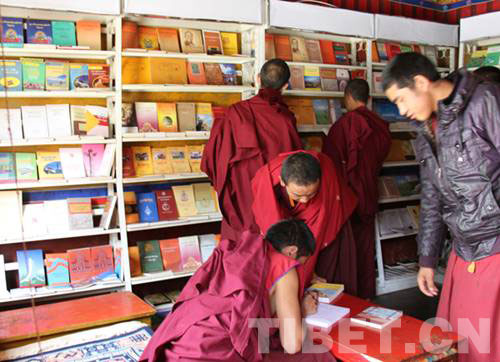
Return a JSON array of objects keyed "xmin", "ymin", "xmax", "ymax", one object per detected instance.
[
  {"xmin": 286, "ymin": 61, "xmax": 367, "ymax": 71},
  {"xmin": 370, "ymin": 92, "xmax": 386, "ymax": 98},
  {"xmin": 0, "ymin": 138, "xmax": 115, "ymax": 147},
  {"xmin": 372, "ymin": 62, "xmax": 451, "ymax": 73},
  {"xmin": 122, "ymin": 51, "xmax": 255, "ymax": 64},
  {"xmin": 123, "ymin": 173, "xmax": 209, "ymax": 184},
  {"xmin": 122, "ymin": 132, "xmax": 210, "ymax": 142},
  {"xmin": 297, "ymin": 125, "xmax": 330, "ymax": 135},
  {"xmin": 122, "ymin": 84, "xmax": 256, "ymax": 93},
  {"xmin": 382, "ymin": 160, "xmax": 419, "ymax": 167},
  {"xmin": 126, "ymin": 213, "xmax": 223, "ymax": 232},
  {"xmin": 379, "ymin": 230, "xmax": 418, "ymax": 241},
  {"xmin": 0, "ymin": 48, "xmax": 115, "ymax": 60},
  {"xmin": 131, "ymin": 270, "xmax": 195, "ymax": 286},
  {"xmin": 376, "ymin": 269, "xmax": 444, "ymax": 295},
  {"xmin": 0, "ymin": 91, "xmax": 116, "ymax": 99},
  {"xmin": 379, "ymin": 195, "xmax": 420, "ymax": 204},
  {"xmin": 0, "ymin": 177, "xmax": 116, "ymax": 191},
  {"xmin": 283, "ymin": 90, "xmax": 344, "ymax": 97},
  {"xmin": 0, "ymin": 228, "xmax": 121, "ymax": 245},
  {"xmin": 389, "ymin": 126, "xmax": 417, "ymax": 133}
]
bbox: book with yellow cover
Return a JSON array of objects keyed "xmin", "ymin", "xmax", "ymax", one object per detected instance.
[
  {"xmin": 138, "ymin": 26, "xmax": 159, "ymax": 50},
  {"xmin": 157, "ymin": 103, "xmax": 178, "ymax": 133},
  {"xmin": 131, "ymin": 146, "xmax": 153, "ymax": 176},
  {"xmin": 304, "ymin": 66, "xmax": 321, "ymax": 91},
  {"xmin": 121, "ymin": 57, "xmax": 142, "ymax": 84},
  {"xmin": 167, "ymin": 146, "xmax": 191, "ymax": 174},
  {"xmin": 152, "ymin": 147, "xmax": 173, "ymax": 175},
  {"xmin": 36, "ymin": 151, "xmax": 63, "ymax": 179},
  {"xmin": 193, "ymin": 182, "xmax": 217, "ymax": 214},
  {"xmin": 187, "ymin": 145, "xmax": 204, "ymax": 173},
  {"xmin": 140, "ymin": 58, "xmax": 187, "ymax": 85},
  {"xmin": 171, "ymin": 184, "xmax": 198, "ymax": 217},
  {"xmin": 157, "ymin": 28, "xmax": 180, "ymax": 52},
  {"xmin": 195, "ymin": 103, "xmax": 214, "ymax": 131},
  {"xmin": 220, "ymin": 32, "xmax": 238, "ymax": 55}
]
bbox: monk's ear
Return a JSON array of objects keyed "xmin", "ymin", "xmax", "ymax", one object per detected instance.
[
  {"xmin": 279, "ymin": 176, "xmax": 286, "ymax": 187},
  {"xmin": 256, "ymin": 74, "xmax": 261, "ymax": 88},
  {"xmin": 280, "ymin": 82, "xmax": 289, "ymax": 92}
]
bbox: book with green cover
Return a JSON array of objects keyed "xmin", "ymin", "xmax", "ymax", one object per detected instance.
[
  {"xmin": 52, "ymin": 20, "xmax": 76, "ymax": 46},
  {"xmin": 21, "ymin": 58, "xmax": 45, "ymax": 91},
  {"xmin": 15, "ymin": 152, "xmax": 37, "ymax": 182},
  {"xmin": 138, "ymin": 240, "xmax": 163, "ymax": 273}
]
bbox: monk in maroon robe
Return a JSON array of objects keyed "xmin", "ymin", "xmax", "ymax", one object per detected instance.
[
  {"xmin": 139, "ymin": 219, "xmax": 336, "ymax": 361},
  {"xmin": 201, "ymin": 59, "xmax": 302, "ymax": 242},
  {"xmin": 251, "ymin": 151, "xmax": 357, "ymax": 290},
  {"xmin": 322, "ymin": 79, "xmax": 391, "ymax": 299}
]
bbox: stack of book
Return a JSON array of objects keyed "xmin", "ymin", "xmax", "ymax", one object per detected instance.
[
  {"xmin": 377, "ymin": 207, "xmax": 418, "ymax": 237},
  {"xmin": 284, "ymin": 98, "xmax": 342, "ymax": 126},
  {"xmin": 288, "ymin": 66, "xmax": 365, "ymax": 92},
  {"xmin": 378, "ymin": 174, "xmax": 420, "ymax": 200}
]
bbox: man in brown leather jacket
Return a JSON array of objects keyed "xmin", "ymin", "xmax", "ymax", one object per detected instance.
[{"xmin": 382, "ymin": 52, "xmax": 500, "ymax": 362}]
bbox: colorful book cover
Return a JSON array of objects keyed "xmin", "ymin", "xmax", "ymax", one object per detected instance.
[
  {"xmin": 0, "ymin": 60, "xmax": 22, "ymax": 91},
  {"xmin": 67, "ymin": 247, "xmax": 93, "ymax": 283},
  {"xmin": 15, "ymin": 152, "xmax": 37, "ymax": 182},
  {"xmin": 152, "ymin": 147, "xmax": 173, "ymax": 175},
  {"xmin": 45, "ymin": 253, "xmax": 70, "ymax": 288},
  {"xmin": 179, "ymin": 236, "xmax": 202, "ymax": 272},
  {"xmin": 306, "ymin": 283, "xmax": 344, "ymax": 303},
  {"xmin": 187, "ymin": 62, "xmax": 207, "ymax": 85},
  {"xmin": 1, "ymin": 17, "xmax": 23, "ymax": 47},
  {"xmin": 114, "ymin": 246, "xmax": 122, "ymax": 278},
  {"xmin": 52, "ymin": 20, "xmax": 76, "ymax": 46},
  {"xmin": 203, "ymin": 30, "xmax": 223, "ymax": 55},
  {"xmin": 122, "ymin": 146, "xmax": 136, "ymax": 178},
  {"xmin": 319, "ymin": 40, "xmax": 335, "ymax": 64},
  {"xmin": 193, "ymin": 182, "xmax": 217, "ymax": 214},
  {"xmin": 76, "ymin": 20, "xmax": 101, "ymax": 50},
  {"xmin": 88, "ymin": 64, "xmax": 109, "ymax": 88},
  {"xmin": 17, "ymin": 250, "xmax": 46, "ymax": 287},
  {"xmin": 195, "ymin": 103, "xmax": 214, "ymax": 131},
  {"xmin": 220, "ymin": 32, "xmax": 238, "ymax": 55},
  {"xmin": 336, "ymin": 69, "xmax": 350, "ymax": 92},
  {"xmin": 157, "ymin": 27, "xmax": 180, "ymax": 52},
  {"xmin": 132, "ymin": 146, "xmax": 153, "ymax": 176},
  {"xmin": 0, "ymin": 152, "xmax": 15, "ymax": 183},
  {"xmin": 45, "ymin": 60, "xmax": 69, "ymax": 91},
  {"xmin": 204, "ymin": 63, "xmax": 224, "ymax": 85},
  {"xmin": 187, "ymin": 145, "xmax": 203, "ymax": 173},
  {"xmin": 137, "ymin": 240, "xmax": 163, "ymax": 273},
  {"xmin": 26, "ymin": 19, "xmax": 53, "ymax": 44},
  {"xmin": 199, "ymin": 234, "xmax": 217, "ymax": 263},
  {"xmin": 59, "ymin": 147, "xmax": 86, "ymax": 179},
  {"xmin": 69, "ymin": 63, "xmax": 89, "ymax": 90},
  {"xmin": 36, "ymin": 151, "xmax": 63, "ymax": 179},
  {"xmin": 312, "ymin": 99, "xmax": 330, "ymax": 125},
  {"xmin": 176, "ymin": 103, "xmax": 196, "ymax": 132},
  {"xmin": 179, "ymin": 28, "xmax": 204, "ymax": 53},
  {"xmin": 159, "ymin": 238, "xmax": 181, "ymax": 272},
  {"xmin": 90, "ymin": 245, "xmax": 114, "ymax": 278},
  {"xmin": 70, "ymin": 105, "xmax": 87, "ymax": 136},
  {"xmin": 21, "ymin": 58, "xmax": 45, "ymax": 91},
  {"xmin": 124, "ymin": 191, "xmax": 139, "ymax": 224},
  {"xmin": 122, "ymin": 103, "xmax": 137, "ymax": 128},
  {"xmin": 137, "ymin": 192, "xmax": 159, "ymax": 223},
  {"xmin": 167, "ymin": 146, "xmax": 191, "ymax": 173},
  {"xmin": 171, "ymin": 184, "xmax": 198, "ymax": 217},
  {"xmin": 155, "ymin": 189, "xmax": 179, "ymax": 221},
  {"xmin": 128, "ymin": 246, "xmax": 142, "ymax": 277},
  {"xmin": 82, "ymin": 144, "xmax": 105, "ymax": 177},
  {"xmin": 219, "ymin": 64, "xmax": 237, "ymax": 86},
  {"xmin": 85, "ymin": 105, "xmax": 109, "ymax": 137},
  {"xmin": 329, "ymin": 99, "xmax": 343, "ymax": 124},
  {"xmin": 135, "ymin": 102, "xmax": 159, "ymax": 133},
  {"xmin": 67, "ymin": 197, "xmax": 93, "ymax": 230},
  {"xmin": 157, "ymin": 103, "xmax": 178, "ymax": 132},
  {"xmin": 290, "ymin": 36, "xmax": 309, "ymax": 62},
  {"xmin": 138, "ymin": 26, "xmax": 159, "ymax": 50},
  {"xmin": 304, "ymin": 66, "xmax": 321, "ymax": 91}
]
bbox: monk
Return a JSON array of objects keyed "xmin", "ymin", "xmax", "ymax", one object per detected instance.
[
  {"xmin": 322, "ymin": 79, "xmax": 391, "ymax": 299},
  {"xmin": 139, "ymin": 219, "xmax": 336, "ymax": 361},
  {"xmin": 251, "ymin": 151, "xmax": 357, "ymax": 290},
  {"xmin": 201, "ymin": 59, "xmax": 302, "ymax": 242}
]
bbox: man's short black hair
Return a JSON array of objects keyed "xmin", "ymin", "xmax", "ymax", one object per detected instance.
[
  {"xmin": 345, "ymin": 78, "xmax": 370, "ymax": 103},
  {"xmin": 281, "ymin": 152, "xmax": 321, "ymax": 186},
  {"xmin": 260, "ymin": 58, "xmax": 291, "ymax": 90},
  {"xmin": 382, "ymin": 52, "xmax": 440, "ymax": 91},
  {"xmin": 265, "ymin": 219, "xmax": 315, "ymax": 257},
  {"xmin": 474, "ymin": 66, "xmax": 500, "ymax": 83}
]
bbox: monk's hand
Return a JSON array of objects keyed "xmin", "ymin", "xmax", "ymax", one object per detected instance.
[
  {"xmin": 302, "ymin": 290, "xmax": 318, "ymax": 316},
  {"xmin": 311, "ymin": 273, "xmax": 326, "ymax": 284},
  {"xmin": 417, "ymin": 267, "xmax": 439, "ymax": 297}
]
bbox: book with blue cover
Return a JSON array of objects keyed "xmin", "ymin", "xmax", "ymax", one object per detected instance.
[
  {"xmin": 27, "ymin": 19, "xmax": 53, "ymax": 44},
  {"xmin": 137, "ymin": 192, "xmax": 159, "ymax": 223},
  {"xmin": 0, "ymin": 60, "xmax": 22, "ymax": 91},
  {"xmin": 17, "ymin": 249, "xmax": 46, "ymax": 288},
  {"xmin": 312, "ymin": 99, "xmax": 330, "ymax": 125},
  {"xmin": 1, "ymin": 17, "xmax": 23, "ymax": 48},
  {"xmin": 69, "ymin": 63, "xmax": 89, "ymax": 90},
  {"xmin": 52, "ymin": 20, "xmax": 76, "ymax": 46},
  {"xmin": 45, "ymin": 253, "xmax": 70, "ymax": 288}
]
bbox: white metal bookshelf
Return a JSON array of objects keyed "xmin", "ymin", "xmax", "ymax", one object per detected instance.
[
  {"xmin": 122, "ymin": 132, "xmax": 210, "ymax": 142},
  {"xmin": 0, "ymin": 228, "xmax": 121, "ymax": 246},
  {"xmin": 131, "ymin": 270, "xmax": 195, "ymax": 286},
  {"xmin": 126, "ymin": 213, "xmax": 223, "ymax": 232},
  {"xmin": 123, "ymin": 173, "xmax": 208, "ymax": 185},
  {"xmin": 0, "ymin": 177, "xmax": 115, "ymax": 191},
  {"xmin": 0, "ymin": 138, "xmax": 116, "ymax": 147}
]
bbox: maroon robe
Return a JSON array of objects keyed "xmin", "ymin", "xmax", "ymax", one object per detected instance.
[
  {"xmin": 201, "ymin": 88, "xmax": 302, "ymax": 242},
  {"xmin": 322, "ymin": 106, "xmax": 391, "ymax": 298}
]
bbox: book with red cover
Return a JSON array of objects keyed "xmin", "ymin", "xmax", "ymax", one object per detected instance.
[
  {"xmin": 90, "ymin": 245, "xmax": 114, "ymax": 278},
  {"xmin": 67, "ymin": 248, "xmax": 93, "ymax": 284},
  {"xmin": 88, "ymin": 64, "xmax": 110, "ymax": 88},
  {"xmin": 159, "ymin": 238, "xmax": 182, "ymax": 272},
  {"xmin": 122, "ymin": 146, "xmax": 136, "ymax": 178},
  {"xmin": 187, "ymin": 62, "xmax": 207, "ymax": 85},
  {"xmin": 319, "ymin": 40, "xmax": 335, "ymax": 64},
  {"xmin": 385, "ymin": 43, "xmax": 401, "ymax": 60},
  {"xmin": 351, "ymin": 69, "xmax": 366, "ymax": 80},
  {"xmin": 265, "ymin": 33, "xmax": 276, "ymax": 60},
  {"xmin": 273, "ymin": 34, "xmax": 292, "ymax": 61},
  {"xmin": 155, "ymin": 189, "xmax": 179, "ymax": 221}
]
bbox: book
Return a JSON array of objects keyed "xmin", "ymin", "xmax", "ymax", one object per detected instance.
[
  {"xmin": 122, "ymin": 146, "xmax": 136, "ymax": 178},
  {"xmin": 36, "ymin": 151, "xmax": 63, "ymax": 179},
  {"xmin": 0, "ymin": 255, "xmax": 7, "ymax": 296},
  {"xmin": 22, "ymin": 203, "xmax": 47, "ymax": 237},
  {"xmin": 140, "ymin": 58, "xmax": 187, "ymax": 85},
  {"xmin": 284, "ymin": 98, "xmax": 315, "ymax": 125},
  {"xmin": 0, "ymin": 190, "xmax": 23, "ymax": 240},
  {"xmin": 305, "ymin": 39, "xmax": 323, "ymax": 63},
  {"xmin": 76, "ymin": 20, "xmax": 101, "ymax": 50},
  {"xmin": 376, "ymin": 42, "xmax": 388, "ymax": 62},
  {"xmin": 304, "ymin": 66, "xmax": 321, "ymax": 91},
  {"xmin": 179, "ymin": 236, "xmax": 202, "ymax": 272},
  {"xmin": 312, "ymin": 99, "xmax": 330, "ymax": 125},
  {"xmin": 373, "ymin": 71, "xmax": 383, "ymax": 94},
  {"xmin": 187, "ymin": 145, "xmax": 203, "ymax": 173},
  {"xmin": 199, "ymin": 234, "xmax": 217, "ymax": 262},
  {"xmin": 59, "ymin": 147, "xmax": 86, "ymax": 179},
  {"xmin": 132, "ymin": 146, "xmax": 153, "ymax": 176},
  {"xmin": 137, "ymin": 240, "xmax": 163, "ymax": 273},
  {"xmin": 350, "ymin": 306, "xmax": 403, "ymax": 330},
  {"xmin": 337, "ymin": 69, "xmax": 350, "ymax": 92},
  {"xmin": 52, "ymin": 20, "xmax": 76, "ymax": 46},
  {"xmin": 138, "ymin": 26, "xmax": 159, "ymax": 50},
  {"xmin": 0, "ymin": 60, "xmax": 22, "ymax": 91},
  {"xmin": 274, "ymin": 34, "xmax": 292, "ymax": 61},
  {"xmin": 377, "ymin": 208, "xmax": 416, "ymax": 236},
  {"xmin": 290, "ymin": 36, "xmax": 309, "ymax": 62},
  {"xmin": 70, "ymin": 105, "xmax": 87, "ymax": 136},
  {"xmin": 265, "ymin": 33, "xmax": 276, "ymax": 60},
  {"xmin": 46, "ymin": 104, "xmax": 72, "ymax": 138},
  {"xmin": 122, "ymin": 103, "xmax": 137, "ymax": 130},
  {"xmin": 320, "ymin": 67, "xmax": 338, "ymax": 92},
  {"xmin": 187, "ymin": 62, "xmax": 207, "ymax": 85},
  {"xmin": 15, "ymin": 152, "xmax": 37, "ymax": 182},
  {"xmin": 167, "ymin": 146, "xmax": 191, "ymax": 173},
  {"xmin": 0, "ymin": 152, "xmax": 15, "ymax": 183},
  {"xmin": 26, "ymin": 19, "xmax": 53, "ymax": 44},
  {"xmin": 82, "ymin": 144, "xmax": 104, "ymax": 177},
  {"xmin": 155, "ymin": 189, "xmax": 179, "ymax": 221},
  {"xmin": 88, "ymin": 64, "xmax": 109, "ymax": 88},
  {"xmin": 220, "ymin": 63, "xmax": 237, "ymax": 85},
  {"xmin": 319, "ymin": 40, "xmax": 335, "ymax": 64},
  {"xmin": 98, "ymin": 195, "xmax": 117, "ymax": 229},
  {"xmin": 45, "ymin": 253, "xmax": 70, "ymax": 288},
  {"xmin": 172, "ymin": 184, "xmax": 198, "ymax": 217},
  {"xmin": 157, "ymin": 27, "xmax": 180, "ymax": 52},
  {"xmin": 193, "ymin": 182, "xmax": 217, "ymax": 214},
  {"xmin": 407, "ymin": 205, "xmax": 420, "ymax": 230},
  {"xmin": 44, "ymin": 199, "xmax": 70, "ymax": 233},
  {"xmin": 0, "ymin": 108, "xmax": 23, "ymax": 140},
  {"xmin": 91, "ymin": 245, "xmax": 114, "ymax": 278},
  {"xmin": 203, "ymin": 30, "xmax": 223, "ymax": 55},
  {"xmin": 195, "ymin": 103, "xmax": 214, "ymax": 131},
  {"xmin": 67, "ymin": 247, "xmax": 93, "ymax": 283},
  {"xmin": 152, "ymin": 147, "xmax": 173, "ymax": 174},
  {"xmin": 124, "ymin": 191, "xmax": 139, "ymax": 224},
  {"xmin": 67, "ymin": 197, "xmax": 93, "ymax": 230},
  {"xmin": 329, "ymin": 99, "xmax": 343, "ymax": 124},
  {"xmin": 1, "ymin": 17, "xmax": 23, "ymax": 47},
  {"xmin": 97, "ymin": 143, "xmax": 115, "ymax": 178},
  {"xmin": 394, "ymin": 174, "xmax": 420, "ymax": 197},
  {"xmin": 85, "ymin": 105, "xmax": 109, "ymax": 137},
  {"xmin": 128, "ymin": 246, "xmax": 142, "ymax": 277},
  {"xmin": 121, "ymin": 57, "xmax": 142, "ymax": 84},
  {"xmin": 137, "ymin": 192, "xmax": 159, "ymax": 223},
  {"xmin": 17, "ymin": 250, "xmax": 46, "ymax": 287},
  {"xmin": 378, "ymin": 176, "xmax": 401, "ymax": 199},
  {"xmin": 157, "ymin": 102, "xmax": 178, "ymax": 132},
  {"xmin": 69, "ymin": 63, "xmax": 89, "ymax": 89},
  {"xmin": 21, "ymin": 105, "xmax": 49, "ymax": 139},
  {"xmin": 385, "ymin": 43, "xmax": 401, "ymax": 60},
  {"xmin": 424, "ymin": 46, "xmax": 438, "ymax": 66},
  {"xmin": 159, "ymin": 238, "xmax": 182, "ymax": 272},
  {"xmin": 305, "ymin": 303, "xmax": 350, "ymax": 332},
  {"xmin": 177, "ymin": 103, "xmax": 197, "ymax": 131},
  {"xmin": 220, "ymin": 32, "xmax": 238, "ymax": 55},
  {"xmin": 21, "ymin": 58, "xmax": 45, "ymax": 91},
  {"xmin": 179, "ymin": 28, "xmax": 204, "ymax": 53},
  {"xmin": 204, "ymin": 63, "xmax": 225, "ymax": 85},
  {"xmin": 306, "ymin": 283, "xmax": 344, "ymax": 303},
  {"xmin": 122, "ymin": 21, "xmax": 139, "ymax": 49},
  {"xmin": 45, "ymin": 60, "xmax": 69, "ymax": 91},
  {"xmin": 135, "ymin": 102, "xmax": 159, "ymax": 132},
  {"xmin": 385, "ymin": 140, "xmax": 415, "ymax": 162}
]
